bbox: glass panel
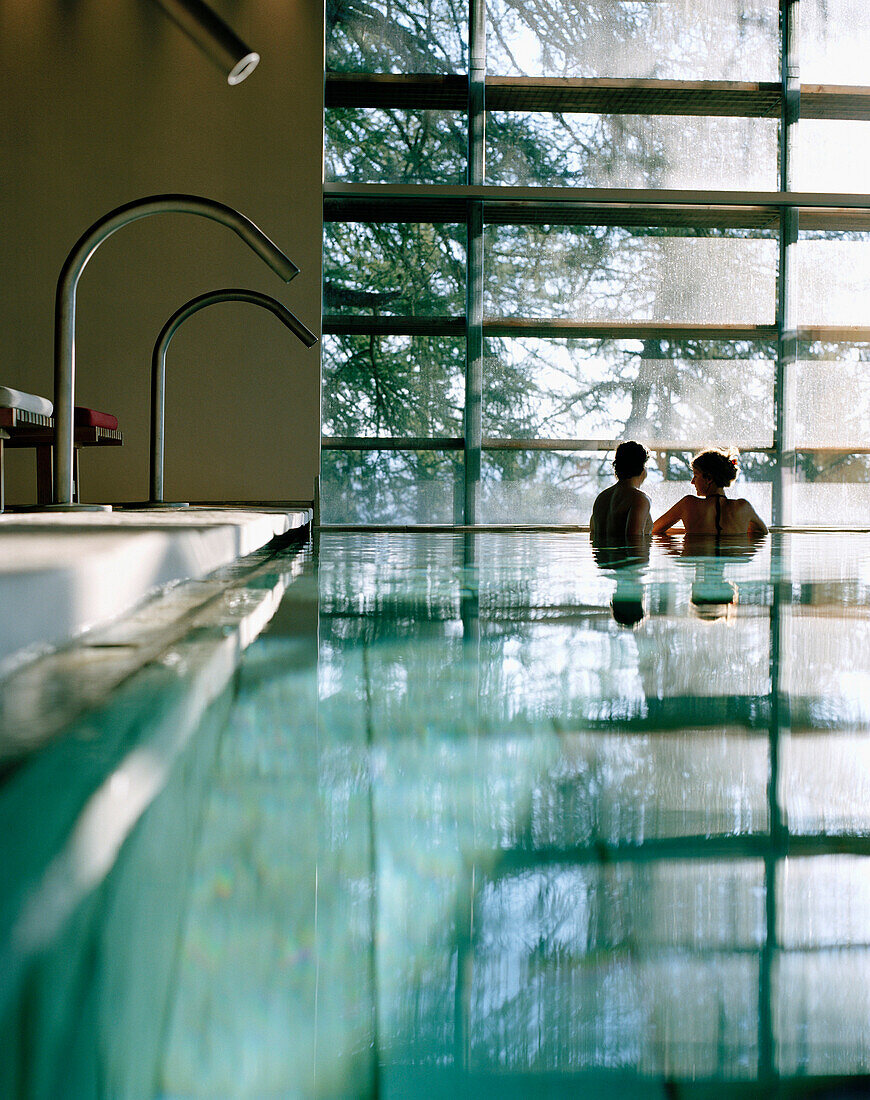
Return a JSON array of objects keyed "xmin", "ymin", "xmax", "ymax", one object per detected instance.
[
  {"xmin": 792, "ymin": 348, "xmax": 870, "ymax": 449},
  {"xmin": 792, "ymin": 461, "xmax": 870, "ymax": 527},
  {"xmin": 483, "ymin": 338, "xmax": 775, "ymax": 446},
  {"xmin": 481, "ymin": 448, "xmax": 612, "ymax": 522},
  {"xmin": 793, "ymin": 121, "xmax": 870, "ymax": 195},
  {"xmin": 325, "ymin": 109, "xmax": 467, "ymax": 184},
  {"xmin": 320, "ymin": 448, "xmax": 462, "ymax": 523},
  {"xmin": 324, "ymin": 222, "xmax": 466, "ymax": 316},
  {"xmin": 484, "ymin": 227, "xmax": 778, "ymax": 324},
  {"xmin": 480, "ymin": 449, "xmax": 773, "ymax": 527},
  {"xmin": 322, "ymin": 334, "xmax": 464, "ymax": 436},
  {"xmin": 790, "ymin": 342, "xmax": 870, "ymax": 517},
  {"xmin": 325, "ymin": 0, "xmax": 467, "ymax": 73},
  {"xmin": 781, "ymin": 733, "xmax": 870, "ymax": 835},
  {"xmin": 795, "ymin": 235, "xmax": 870, "ymax": 326},
  {"xmin": 486, "ymin": 0, "xmax": 779, "ymax": 80},
  {"xmin": 800, "ymin": 0, "xmax": 870, "ymax": 85},
  {"xmin": 776, "ymin": 949, "xmax": 870, "ymax": 1076},
  {"xmin": 487, "ymin": 114, "xmax": 778, "ymax": 191}
]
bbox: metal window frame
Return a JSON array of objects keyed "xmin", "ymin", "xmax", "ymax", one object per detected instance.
[{"xmin": 323, "ymin": 1, "xmax": 870, "ymax": 530}]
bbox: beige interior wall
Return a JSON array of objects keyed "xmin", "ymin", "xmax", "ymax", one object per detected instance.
[{"xmin": 0, "ymin": 0, "xmax": 323, "ymax": 506}]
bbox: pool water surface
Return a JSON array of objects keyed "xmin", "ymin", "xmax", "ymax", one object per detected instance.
[{"xmin": 4, "ymin": 530, "xmax": 870, "ymax": 1098}]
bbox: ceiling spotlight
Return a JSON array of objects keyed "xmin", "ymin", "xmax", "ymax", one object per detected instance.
[{"xmin": 152, "ymin": 0, "xmax": 260, "ymax": 85}]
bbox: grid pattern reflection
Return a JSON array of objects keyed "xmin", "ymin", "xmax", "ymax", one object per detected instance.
[
  {"xmin": 323, "ymin": 0, "xmax": 870, "ymax": 526},
  {"xmin": 301, "ymin": 531, "xmax": 870, "ymax": 1092}
]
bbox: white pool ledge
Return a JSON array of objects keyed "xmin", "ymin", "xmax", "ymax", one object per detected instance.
[{"xmin": 0, "ymin": 507, "xmax": 311, "ymax": 673}]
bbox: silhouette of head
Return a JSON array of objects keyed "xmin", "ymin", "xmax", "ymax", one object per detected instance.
[
  {"xmin": 692, "ymin": 448, "xmax": 739, "ymax": 488},
  {"xmin": 611, "ymin": 572, "xmax": 646, "ymax": 626},
  {"xmin": 611, "ymin": 596, "xmax": 645, "ymax": 627},
  {"xmin": 613, "ymin": 440, "xmax": 649, "ymax": 481},
  {"xmin": 691, "ymin": 577, "xmax": 738, "ymax": 620}
]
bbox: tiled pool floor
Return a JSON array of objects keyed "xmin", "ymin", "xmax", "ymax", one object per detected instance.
[{"xmin": 4, "ymin": 531, "xmax": 870, "ymax": 1097}]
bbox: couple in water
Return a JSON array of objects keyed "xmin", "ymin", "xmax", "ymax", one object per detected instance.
[{"xmin": 590, "ymin": 440, "xmax": 768, "ymax": 547}]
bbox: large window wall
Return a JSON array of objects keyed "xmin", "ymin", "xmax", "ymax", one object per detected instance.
[{"xmin": 323, "ymin": 0, "xmax": 870, "ymax": 526}]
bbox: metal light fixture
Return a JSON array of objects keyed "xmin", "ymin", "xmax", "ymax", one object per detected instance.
[{"xmin": 152, "ymin": 0, "xmax": 260, "ymax": 85}]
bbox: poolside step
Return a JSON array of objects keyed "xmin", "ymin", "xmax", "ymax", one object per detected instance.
[{"xmin": 0, "ymin": 507, "xmax": 310, "ymax": 676}]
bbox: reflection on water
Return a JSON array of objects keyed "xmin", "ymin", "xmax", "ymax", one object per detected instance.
[
  {"xmin": 6, "ymin": 531, "xmax": 870, "ymax": 1096},
  {"xmin": 165, "ymin": 532, "xmax": 870, "ymax": 1096}
]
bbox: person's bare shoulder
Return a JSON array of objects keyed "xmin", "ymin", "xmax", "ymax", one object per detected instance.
[
  {"xmin": 735, "ymin": 497, "xmax": 769, "ymax": 533},
  {"xmin": 733, "ymin": 497, "xmax": 758, "ymax": 517},
  {"xmin": 591, "ymin": 484, "xmax": 616, "ymax": 514},
  {"xmin": 627, "ymin": 487, "xmax": 651, "ymax": 513}
]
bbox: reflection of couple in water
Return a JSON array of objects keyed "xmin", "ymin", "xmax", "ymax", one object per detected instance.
[{"xmin": 590, "ymin": 441, "xmax": 769, "ymax": 625}]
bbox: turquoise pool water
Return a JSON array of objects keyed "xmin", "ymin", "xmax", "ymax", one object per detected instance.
[{"xmin": 4, "ymin": 530, "xmax": 870, "ymax": 1097}]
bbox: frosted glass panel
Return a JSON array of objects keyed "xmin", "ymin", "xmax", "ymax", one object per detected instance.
[
  {"xmin": 487, "ymin": 114, "xmax": 778, "ymax": 191},
  {"xmin": 794, "ymin": 121, "xmax": 870, "ymax": 195},
  {"xmin": 487, "ymin": 0, "xmax": 779, "ymax": 80},
  {"xmin": 320, "ymin": 448, "xmax": 462, "ymax": 523},
  {"xmin": 483, "ymin": 339, "xmax": 775, "ymax": 446},
  {"xmin": 322, "ymin": 334, "xmax": 464, "ymax": 437},
  {"xmin": 795, "ymin": 238, "xmax": 870, "ymax": 326},
  {"xmin": 801, "ymin": 0, "xmax": 870, "ymax": 84},
  {"xmin": 792, "ymin": 355, "xmax": 870, "ymax": 449},
  {"xmin": 484, "ymin": 228, "xmax": 778, "ymax": 324},
  {"xmin": 481, "ymin": 450, "xmax": 603, "ymax": 522},
  {"xmin": 325, "ymin": 109, "xmax": 466, "ymax": 184},
  {"xmin": 324, "ymin": 222, "xmax": 466, "ymax": 316},
  {"xmin": 792, "ymin": 481, "xmax": 870, "ymax": 527},
  {"xmin": 326, "ymin": 0, "xmax": 467, "ymax": 72}
]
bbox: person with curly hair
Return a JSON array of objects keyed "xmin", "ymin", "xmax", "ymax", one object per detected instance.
[
  {"xmin": 651, "ymin": 448, "xmax": 768, "ymax": 539},
  {"xmin": 590, "ymin": 440, "xmax": 652, "ymax": 547}
]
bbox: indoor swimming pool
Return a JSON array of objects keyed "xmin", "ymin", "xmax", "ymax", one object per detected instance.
[{"xmin": 3, "ymin": 529, "xmax": 870, "ymax": 1098}]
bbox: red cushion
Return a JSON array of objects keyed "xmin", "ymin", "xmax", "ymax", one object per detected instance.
[{"xmin": 75, "ymin": 406, "xmax": 118, "ymax": 430}]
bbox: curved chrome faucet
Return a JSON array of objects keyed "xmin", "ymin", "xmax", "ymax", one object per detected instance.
[
  {"xmin": 53, "ymin": 194, "xmax": 300, "ymax": 506},
  {"xmin": 150, "ymin": 287, "xmax": 317, "ymax": 503}
]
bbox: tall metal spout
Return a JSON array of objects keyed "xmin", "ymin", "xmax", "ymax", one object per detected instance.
[
  {"xmin": 53, "ymin": 194, "xmax": 300, "ymax": 506},
  {"xmin": 150, "ymin": 288, "xmax": 317, "ymax": 503}
]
